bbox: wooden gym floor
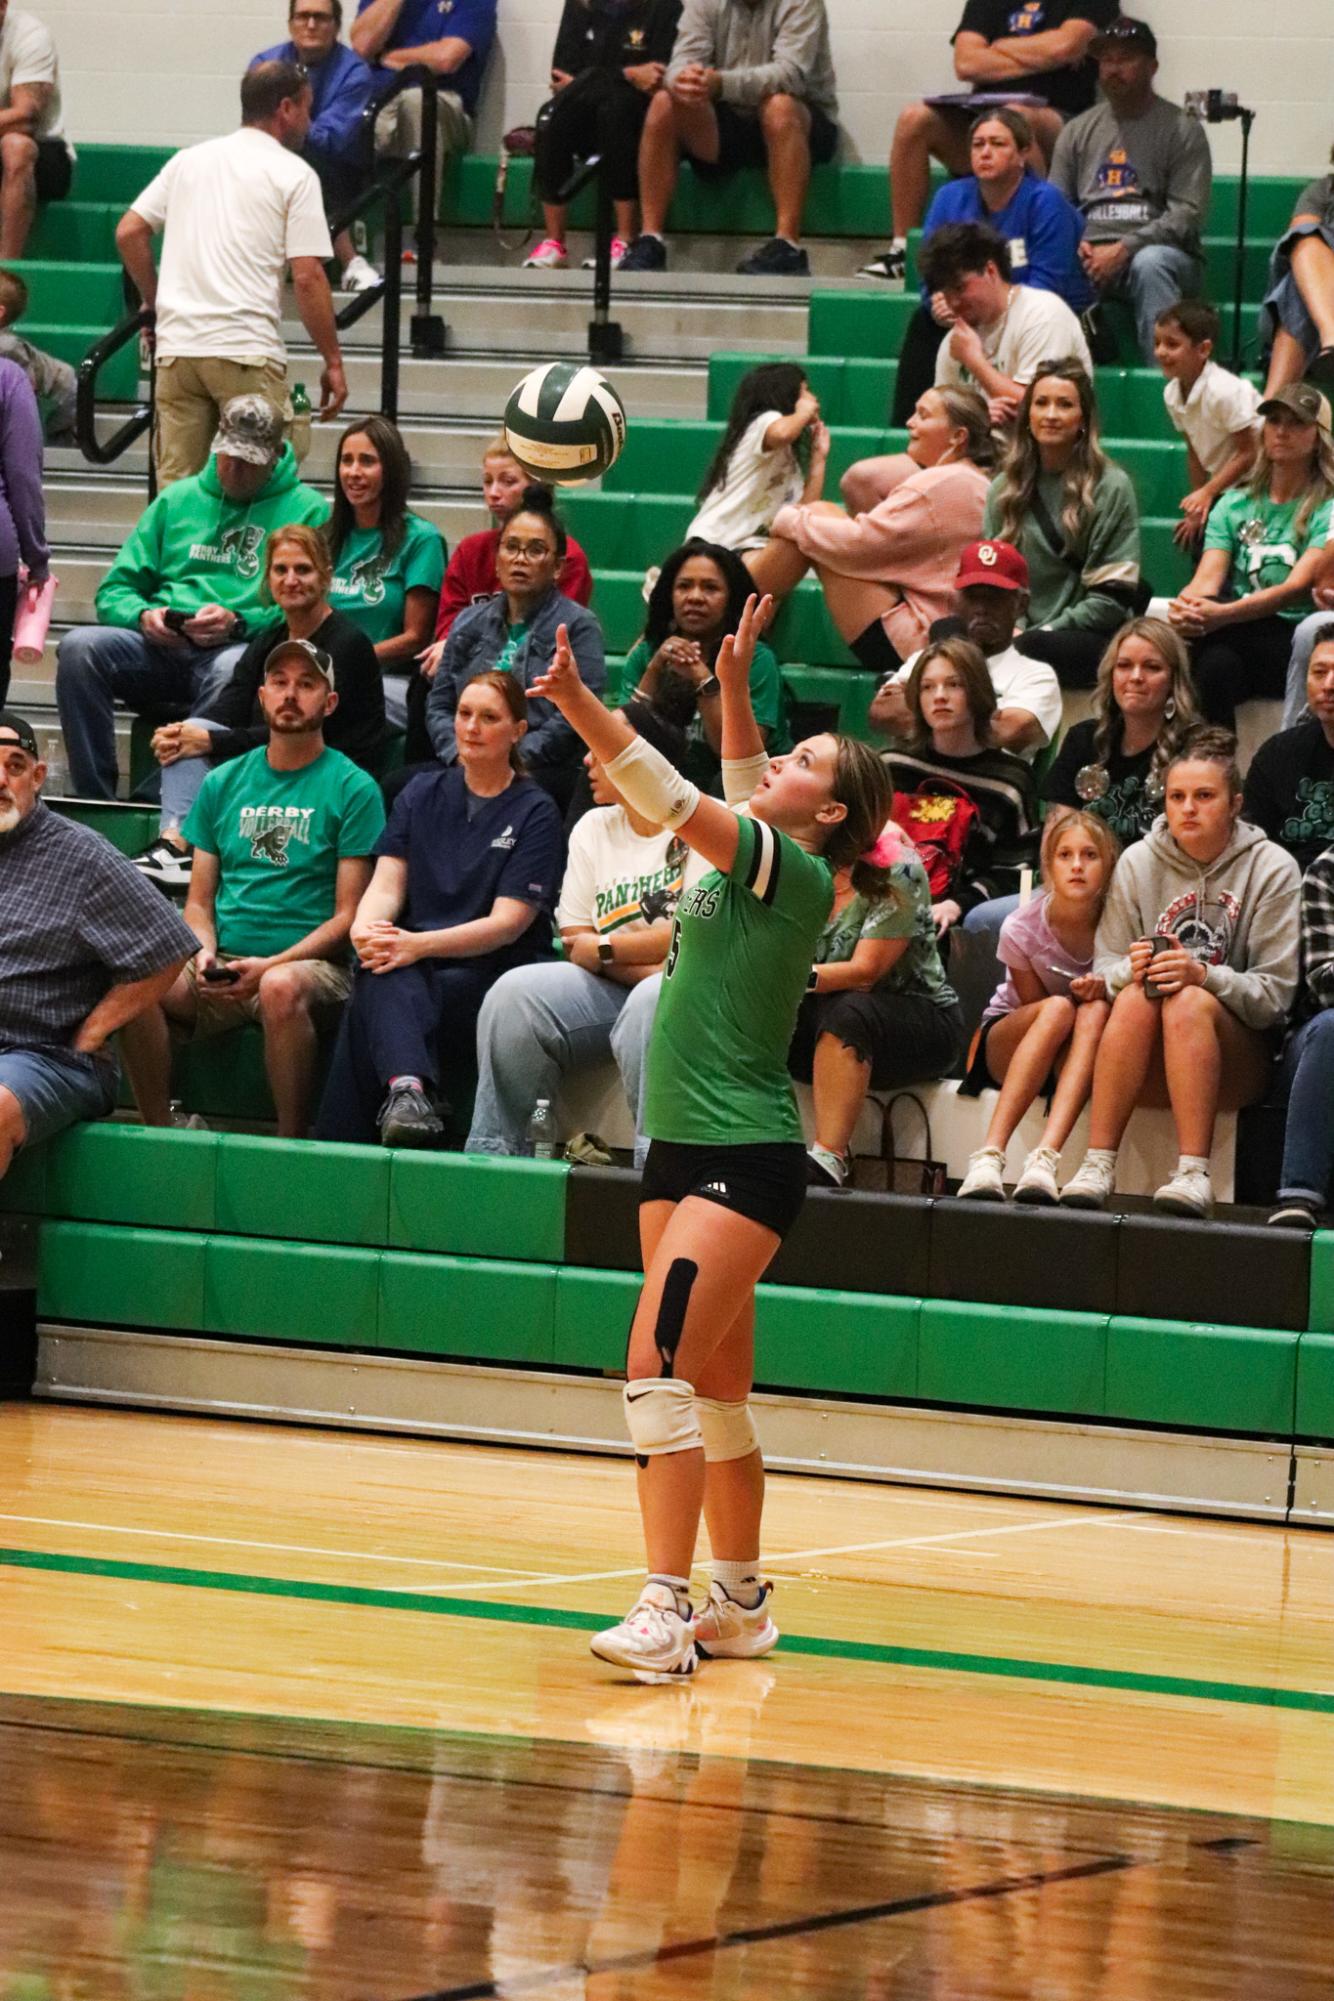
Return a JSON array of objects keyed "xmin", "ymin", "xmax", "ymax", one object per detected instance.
[{"xmin": 2, "ymin": 1401, "xmax": 1332, "ymax": 1997}]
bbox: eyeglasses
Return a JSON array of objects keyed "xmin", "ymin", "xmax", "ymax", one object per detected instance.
[
  {"xmin": 290, "ymin": 9, "xmax": 336, "ymax": 23},
  {"xmin": 499, "ymin": 539, "xmax": 554, "ymax": 559}
]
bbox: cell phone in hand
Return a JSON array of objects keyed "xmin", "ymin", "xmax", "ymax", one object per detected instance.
[
  {"xmin": 201, "ymin": 964, "xmax": 240, "ymax": 985},
  {"xmin": 1143, "ymin": 935, "xmax": 1175, "ymax": 997},
  {"xmin": 162, "ymin": 608, "xmax": 191, "ymax": 633}
]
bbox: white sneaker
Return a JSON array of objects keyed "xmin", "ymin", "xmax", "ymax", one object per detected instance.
[
  {"xmin": 524, "ymin": 236, "xmax": 568, "ymax": 269},
  {"xmin": 582, "ymin": 235, "xmax": 629, "ymax": 270},
  {"xmin": 691, "ymin": 1581, "xmax": 778, "ymax": 1660},
  {"xmin": 957, "ymin": 1145, "xmax": 1006, "ymax": 1200},
  {"xmin": 1154, "ymin": 1163, "xmax": 1214, "ymax": 1219},
  {"xmin": 1013, "ymin": 1145, "xmax": 1061, "ymax": 1206},
  {"xmin": 590, "ymin": 1582, "xmax": 698, "ymax": 1685},
  {"xmin": 341, "ymin": 253, "xmax": 381, "ymax": 293},
  {"xmin": 1059, "ymin": 1152, "xmax": 1116, "ymax": 1209}
]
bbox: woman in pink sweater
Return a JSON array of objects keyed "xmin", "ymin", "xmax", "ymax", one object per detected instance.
[{"xmin": 760, "ymin": 385, "xmax": 993, "ymax": 675}]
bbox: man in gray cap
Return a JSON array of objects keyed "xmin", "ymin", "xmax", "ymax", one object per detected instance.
[
  {"xmin": 0, "ymin": 709, "xmax": 197, "ymax": 1182},
  {"xmin": 54, "ymin": 393, "xmax": 327, "ymax": 848}
]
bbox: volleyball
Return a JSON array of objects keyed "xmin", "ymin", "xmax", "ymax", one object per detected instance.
[{"xmin": 503, "ymin": 362, "xmax": 628, "ymax": 485}]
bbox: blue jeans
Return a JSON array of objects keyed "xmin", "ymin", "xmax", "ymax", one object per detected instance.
[
  {"xmin": 0, "ymin": 1043, "xmax": 118, "ymax": 1151},
  {"xmin": 55, "ymin": 625, "xmax": 245, "ymax": 800},
  {"xmin": 1261, "ymin": 220, "xmax": 1334, "ymax": 362},
  {"xmin": 1281, "ymin": 609, "xmax": 1334, "ymax": 728},
  {"xmin": 1108, "ymin": 244, "xmax": 1201, "ymax": 362},
  {"xmin": 1278, "ymin": 1011, "xmax": 1334, "ymax": 1205},
  {"xmin": 467, "ymin": 960, "xmax": 659, "ymax": 1164}
]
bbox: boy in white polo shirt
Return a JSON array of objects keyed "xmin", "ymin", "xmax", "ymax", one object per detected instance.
[{"xmin": 1154, "ymin": 297, "xmax": 1260, "ymax": 549}]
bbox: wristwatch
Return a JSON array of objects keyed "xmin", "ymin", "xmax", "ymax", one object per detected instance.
[
  {"xmin": 597, "ymin": 938, "xmax": 615, "ymax": 973},
  {"xmin": 696, "ymin": 673, "xmax": 721, "ymax": 698}
]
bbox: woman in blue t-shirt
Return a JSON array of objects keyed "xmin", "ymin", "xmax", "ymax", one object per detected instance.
[{"xmin": 314, "ymin": 669, "xmax": 565, "ymax": 1147}]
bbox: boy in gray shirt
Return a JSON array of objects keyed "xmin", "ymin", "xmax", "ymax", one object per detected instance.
[
  {"xmin": 1049, "ymin": 17, "xmax": 1212, "ymax": 361},
  {"xmin": 0, "ymin": 268, "xmax": 76, "ymax": 444}
]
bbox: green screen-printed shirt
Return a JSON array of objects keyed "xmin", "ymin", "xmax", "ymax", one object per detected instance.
[
  {"xmin": 1203, "ymin": 488, "xmax": 1334, "ymax": 621},
  {"xmin": 328, "ymin": 511, "xmax": 446, "ymax": 645},
  {"xmin": 644, "ymin": 811, "xmax": 833, "ymax": 1146},
  {"xmin": 184, "ymin": 745, "xmax": 386, "ymax": 958},
  {"xmin": 818, "ymin": 858, "xmax": 958, "ymax": 1008}
]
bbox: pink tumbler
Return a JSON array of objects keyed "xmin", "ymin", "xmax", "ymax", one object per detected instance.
[{"xmin": 13, "ymin": 573, "xmax": 56, "ymax": 666}]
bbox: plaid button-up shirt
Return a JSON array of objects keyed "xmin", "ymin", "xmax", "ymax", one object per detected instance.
[{"xmin": 0, "ymin": 802, "xmax": 197, "ymax": 1051}]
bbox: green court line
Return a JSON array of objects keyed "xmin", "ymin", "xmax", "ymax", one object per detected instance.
[{"xmin": 5, "ymin": 1544, "xmax": 1333, "ymax": 1717}]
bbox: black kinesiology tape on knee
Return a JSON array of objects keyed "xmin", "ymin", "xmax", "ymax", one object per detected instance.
[{"xmin": 654, "ymin": 1258, "xmax": 698, "ymax": 1378}]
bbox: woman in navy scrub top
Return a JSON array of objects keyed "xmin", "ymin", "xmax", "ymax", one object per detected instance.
[{"xmin": 315, "ymin": 670, "xmax": 564, "ymax": 1145}]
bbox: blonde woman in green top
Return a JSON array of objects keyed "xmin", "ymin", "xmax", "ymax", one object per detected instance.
[{"xmin": 532, "ymin": 596, "xmax": 891, "ymax": 1687}]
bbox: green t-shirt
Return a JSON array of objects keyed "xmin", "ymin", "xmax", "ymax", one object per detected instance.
[
  {"xmin": 184, "ymin": 745, "xmax": 386, "ymax": 958},
  {"xmin": 621, "ymin": 636, "xmax": 792, "ymax": 793},
  {"xmin": 328, "ymin": 511, "xmax": 446, "ymax": 645},
  {"xmin": 1203, "ymin": 488, "xmax": 1334, "ymax": 621},
  {"xmin": 817, "ymin": 857, "xmax": 958, "ymax": 1008},
  {"xmin": 645, "ymin": 811, "xmax": 833, "ymax": 1146}
]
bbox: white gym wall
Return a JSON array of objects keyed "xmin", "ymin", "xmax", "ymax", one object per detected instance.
[{"xmin": 40, "ymin": 0, "xmax": 1333, "ymax": 176}]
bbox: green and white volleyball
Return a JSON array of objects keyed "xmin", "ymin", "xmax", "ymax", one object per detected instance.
[{"xmin": 503, "ymin": 363, "xmax": 628, "ymax": 485}]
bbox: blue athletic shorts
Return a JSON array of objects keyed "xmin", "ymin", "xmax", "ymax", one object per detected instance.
[{"xmin": 0, "ymin": 1044, "xmax": 119, "ymax": 1150}]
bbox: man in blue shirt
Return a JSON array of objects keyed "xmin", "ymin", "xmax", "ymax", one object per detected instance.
[
  {"xmin": 255, "ymin": 0, "xmax": 381, "ymax": 292},
  {"xmin": 351, "ymin": 0, "xmax": 497, "ymax": 254}
]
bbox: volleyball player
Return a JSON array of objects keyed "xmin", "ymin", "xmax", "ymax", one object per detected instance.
[{"xmin": 532, "ymin": 598, "xmax": 892, "ymax": 1683}]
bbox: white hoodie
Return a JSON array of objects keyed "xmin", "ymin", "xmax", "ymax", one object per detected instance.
[{"xmin": 1094, "ymin": 815, "xmax": 1301, "ymax": 1031}]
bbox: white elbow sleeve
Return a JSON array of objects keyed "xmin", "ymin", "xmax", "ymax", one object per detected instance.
[{"xmin": 605, "ymin": 733, "xmax": 701, "ymax": 831}]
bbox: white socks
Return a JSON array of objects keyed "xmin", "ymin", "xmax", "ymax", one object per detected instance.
[{"xmin": 712, "ymin": 1559, "xmax": 763, "ymax": 1610}]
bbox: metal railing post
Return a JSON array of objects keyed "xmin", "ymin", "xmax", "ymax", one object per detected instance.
[
  {"xmin": 411, "ymin": 76, "xmax": 446, "ymax": 359},
  {"xmin": 381, "ymin": 196, "xmax": 402, "ymax": 425}
]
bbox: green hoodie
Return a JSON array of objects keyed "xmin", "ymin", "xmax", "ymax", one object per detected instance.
[{"xmin": 94, "ymin": 445, "xmax": 328, "ymax": 630}]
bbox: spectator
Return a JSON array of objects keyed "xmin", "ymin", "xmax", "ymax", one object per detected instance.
[
  {"xmin": 1169, "ymin": 383, "xmax": 1334, "ymax": 726},
  {"xmin": 121, "ymin": 644, "xmax": 385, "ymax": 1139},
  {"xmin": 1043, "ymin": 615, "xmax": 1200, "ymax": 840},
  {"xmin": 253, "ymin": 0, "xmax": 381, "ymax": 293},
  {"xmin": 115, "ymin": 60, "xmax": 348, "ymax": 488},
  {"xmin": 0, "ymin": 711, "xmax": 196, "ymax": 1181},
  {"xmin": 956, "ymin": 805, "xmax": 1116, "ymax": 1202},
  {"xmin": 315, "ymin": 670, "xmax": 564, "ymax": 1146},
  {"xmin": 0, "ymin": 267, "xmax": 75, "ymax": 443},
  {"xmin": 523, "ymin": 0, "xmax": 682, "ymax": 271},
  {"xmin": 1153, "ymin": 297, "xmax": 1260, "ymax": 551},
  {"xmin": 1269, "ymin": 840, "xmax": 1334, "ymax": 1230},
  {"xmin": 984, "ymin": 361, "xmax": 1142, "ymax": 687},
  {"xmin": 0, "ymin": 4, "xmax": 72, "ymax": 259},
  {"xmin": 1244, "ymin": 624, "xmax": 1334, "ymax": 872},
  {"xmin": 1259, "ymin": 146, "xmax": 1334, "ymax": 399},
  {"xmin": 351, "ymin": 0, "xmax": 496, "ymax": 254},
  {"xmin": 617, "ymin": 0, "xmax": 840, "ymax": 278},
  {"xmin": 923, "ymin": 222, "xmax": 1093, "ymax": 430},
  {"xmin": 424, "ymin": 487, "xmax": 606, "ymax": 808},
  {"xmin": 883, "ymin": 635, "xmax": 1040, "ymax": 949},
  {"xmin": 1062, "ymin": 728, "xmax": 1299, "ymax": 1217},
  {"xmin": 427, "ymin": 438, "xmax": 593, "ymax": 651},
  {"xmin": 325, "ymin": 415, "xmax": 444, "ymax": 734},
  {"xmin": 137, "ymin": 524, "xmax": 387, "ymax": 890},
  {"xmin": 860, "ymin": 0, "xmax": 1114, "ymax": 285},
  {"xmin": 762, "ymin": 386, "xmax": 994, "ymax": 676},
  {"xmin": 870, "ymin": 539, "xmax": 1062, "ymax": 759},
  {"xmin": 685, "ymin": 362, "xmax": 826, "ymax": 569},
  {"xmin": 1048, "ymin": 17, "xmax": 1211, "ymax": 364},
  {"xmin": 1281, "ymin": 592, "xmax": 1334, "ymax": 728},
  {"xmin": 796, "ymin": 825, "xmax": 966, "ymax": 1190},
  {"xmin": 466, "ymin": 704, "xmax": 687, "ymax": 1158},
  {"xmin": 889, "ymin": 108, "xmax": 1093, "ymax": 424},
  {"xmin": 619, "ymin": 539, "xmax": 791, "ymax": 793},
  {"xmin": 0, "ymin": 352, "xmax": 46, "ymax": 709},
  {"xmin": 54, "ymin": 395, "xmax": 328, "ymax": 803}
]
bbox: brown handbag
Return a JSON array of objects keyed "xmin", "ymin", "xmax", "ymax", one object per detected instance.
[{"xmin": 851, "ymin": 1092, "xmax": 948, "ymax": 1196}]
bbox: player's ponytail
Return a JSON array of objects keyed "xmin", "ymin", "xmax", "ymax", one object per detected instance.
[{"xmin": 823, "ymin": 737, "xmax": 894, "ymax": 889}]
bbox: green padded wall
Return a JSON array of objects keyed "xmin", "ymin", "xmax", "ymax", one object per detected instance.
[
  {"xmin": 215, "ymin": 1138, "xmax": 391, "ymax": 1248},
  {"xmin": 918, "ymin": 1301, "xmax": 1107, "ymax": 1416},
  {"xmin": 1105, "ymin": 1317, "xmax": 1299, "ymax": 1435},
  {"xmin": 379, "ymin": 1251, "xmax": 556, "ymax": 1362},
  {"xmin": 38, "ymin": 1220, "xmax": 206, "ymax": 1330},
  {"xmin": 1306, "ymin": 1231, "xmax": 1334, "ymax": 1332},
  {"xmin": 388, "ymin": 1154, "xmax": 567, "ymax": 1262},
  {"xmin": 45, "ymin": 1124, "xmax": 217, "ymax": 1232},
  {"xmin": 1295, "ymin": 1335, "xmax": 1334, "ymax": 1443},
  {"xmin": 205, "ymin": 1237, "xmax": 381, "ymax": 1348},
  {"xmin": 553, "ymin": 1267, "xmax": 637, "ymax": 1371},
  {"xmin": 755, "ymin": 1284, "xmax": 919, "ymax": 1398}
]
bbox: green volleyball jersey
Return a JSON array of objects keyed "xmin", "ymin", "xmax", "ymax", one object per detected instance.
[{"xmin": 644, "ymin": 811, "xmax": 834, "ymax": 1146}]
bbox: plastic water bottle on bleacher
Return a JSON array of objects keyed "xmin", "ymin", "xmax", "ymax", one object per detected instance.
[{"xmin": 526, "ymin": 1099, "xmax": 558, "ymax": 1161}]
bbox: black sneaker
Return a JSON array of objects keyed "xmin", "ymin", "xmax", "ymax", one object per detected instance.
[
  {"xmin": 1268, "ymin": 1197, "xmax": 1320, "ymax": 1231},
  {"xmin": 132, "ymin": 838, "xmax": 193, "ymax": 896},
  {"xmin": 618, "ymin": 233, "xmax": 667, "ymax": 273},
  {"xmin": 736, "ymin": 237, "xmax": 810, "ymax": 278},
  {"xmin": 377, "ymin": 1081, "xmax": 445, "ymax": 1148},
  {"xmin": 858, "ymin": 245, "xmax": 906, "ymax": 282}
]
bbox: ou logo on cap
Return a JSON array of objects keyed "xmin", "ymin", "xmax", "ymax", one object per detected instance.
[{"xmin": 978, "ymin": 544, "xmax": 998, "ymax": 567}]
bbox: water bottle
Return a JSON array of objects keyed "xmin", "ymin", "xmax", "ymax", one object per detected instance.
[
  {"xmin": 526, "ymin": 1098, "xmax": 558, "ymax": 1161},
  {"xmin": 291, "ymin": 382, "xmax": 311, "ymax": 416}
]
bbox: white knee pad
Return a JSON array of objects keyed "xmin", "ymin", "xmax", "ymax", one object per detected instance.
[
  {"xmin": 695, "ymin": 1397, "xmax": 759, "ymax": 1463},
  {"xmin": 623, "ymin": 1376, "xmax": 701, "ymax": 1457}
]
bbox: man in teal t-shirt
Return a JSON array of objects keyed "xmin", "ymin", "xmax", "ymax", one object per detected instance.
[{"xmin": 120, "ymin": 638, "xmax": 385, "ymax": 1137}]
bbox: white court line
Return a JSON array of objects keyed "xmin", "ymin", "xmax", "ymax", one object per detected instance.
[{"xmin": 0, "ymin": 1512, "xmax": 539, "ymax": 1576}]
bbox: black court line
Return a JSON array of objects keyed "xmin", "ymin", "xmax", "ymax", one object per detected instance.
[{"xmin": 391, "ymin": 1852, "xmax": 1151, "ymax": 2001}]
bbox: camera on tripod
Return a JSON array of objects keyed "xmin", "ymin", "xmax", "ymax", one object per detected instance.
[{"xmin": 1184, "ymin": 89, "xmax": 1245, "ymax": 123}]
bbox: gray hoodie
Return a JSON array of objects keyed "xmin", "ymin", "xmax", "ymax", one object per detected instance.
[{"xmin": 1094, "ymin": 815, "xmax": 1301, "ymax": 1031}]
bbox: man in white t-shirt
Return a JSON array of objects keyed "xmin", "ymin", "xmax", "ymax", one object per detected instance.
[
  {"xmin": 0, "ymin": 5, "xmax": 72, "ymax": 257},
  {"xmin": 115, "ymin": 59, "xmax": 349, "ymax": 489},
  {"xmin": 466, "ymin": 707, "xmax": 687, "ymax": 1165},
  {"xmin": 923, "ymin": 220, "xmax": 1092, "ymax": 429},
  {"xmin": 870, "ymin": 539, "xmax": 1062, "ymax": 759}
]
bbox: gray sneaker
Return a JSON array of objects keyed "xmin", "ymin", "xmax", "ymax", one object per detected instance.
[{"xmin": 377, "ymin": 1081, "xmax": 444, "ymax": 1148}]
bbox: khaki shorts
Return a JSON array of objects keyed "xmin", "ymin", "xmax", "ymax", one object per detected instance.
[
  {"xmin": 154, "ymin": 355, "xmax": 310, "ymax": 489},
  {"xmin": 179, "ymin": 953, "xmax": 351, "ymax": 1041},
  {"xmin": 374, "ymin": 87, "xmax": 472, "ymax": 221}
]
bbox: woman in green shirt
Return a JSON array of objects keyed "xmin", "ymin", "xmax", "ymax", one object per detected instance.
[
  {"xmin": 325, "ymin": 416, "xmax": 446, "ymax": 738},
  {"xmin": 532, "ymin": 596, "xmax": 891, "ymax": 1687}
]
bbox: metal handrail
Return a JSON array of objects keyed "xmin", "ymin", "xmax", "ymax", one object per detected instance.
[{"xmin": 75, "ymin": 66, "xmax": 447, "ymax": 491}]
